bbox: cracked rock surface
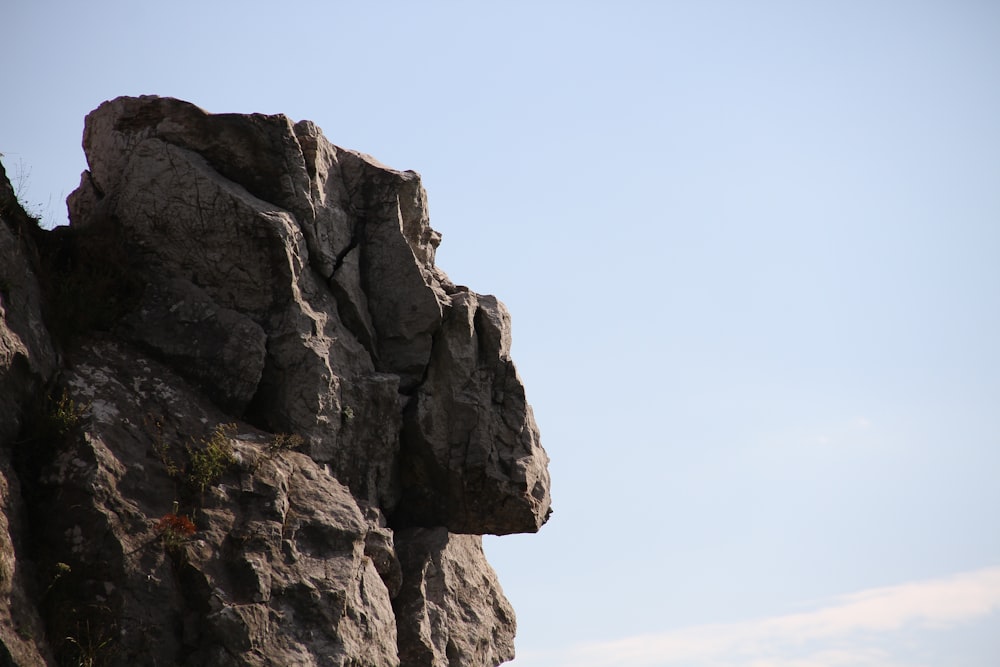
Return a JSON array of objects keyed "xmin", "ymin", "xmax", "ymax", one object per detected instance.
[{"xmin": 0, "ymin": 96, "xmax": 551, "ymax": 666}]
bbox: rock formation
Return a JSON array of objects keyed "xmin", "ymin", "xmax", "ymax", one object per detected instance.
[{"xmin": 0, "ymin": 96, "xmax": 551, "ymax": 666}]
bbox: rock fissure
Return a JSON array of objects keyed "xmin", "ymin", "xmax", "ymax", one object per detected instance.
[{"xmin": 328, "ymin": 212, "xmax": 367, "ymax": 283}]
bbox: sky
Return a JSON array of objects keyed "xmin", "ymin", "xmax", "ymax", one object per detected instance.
[{"xmin": 3, "ymin": 2, "xmax": 1000, "ymax": 665}]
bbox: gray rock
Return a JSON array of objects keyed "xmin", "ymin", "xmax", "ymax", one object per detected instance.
[
  {"xmin": 400, "ymin": 291, "xmax": 552, "ymax": 535},
  {"xmin": 361, "ymin": 504, "xmax": 403, "ymax": 599},
  {"xmin": 32, "ymin": 341, "xmax": 400, "ymax": 666},
  {"xmin": 0, "ymin": 160, "xmax": 59, "ymax": 445},
  {"xmin": 394, "ymin": 528, "xmax": 516, "ymax": 667},
  {"xmin": 81, "ymin": 95, "xmax": 314, "ymax": 225},
  {"xmin": 293, "ymin": 121, "xmax": 444, "ymax": 389},
  {"xmin": 76, "ymin": 100, "xmax": 383, "ymax": 506},
  {"xmin": 316, "ymin": 372, "xmax": 403, "ymax": 511},
  {"xmin": 119, "ymin": 277, "xmax": 267, "ymax": 413},
  {"xmin": 0, "ymin": 158, "xmax": 58, "ymax": 666},
  {"xmin": 0, "ymin": 97, "xmax": 553, "ymax": 666},
  {"xmin": 74, "ymin": 95, "xmax": 550, "ymax": 537}
]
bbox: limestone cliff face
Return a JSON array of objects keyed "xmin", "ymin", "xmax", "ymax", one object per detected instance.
[{"xmin": 0, "ymin": 96, "xmax": 551, "ymax": 666}]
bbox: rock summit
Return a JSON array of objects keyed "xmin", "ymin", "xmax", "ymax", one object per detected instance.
[{"xmin": 0, "ymin": 96, "xmax": 551, "ymax": 666}]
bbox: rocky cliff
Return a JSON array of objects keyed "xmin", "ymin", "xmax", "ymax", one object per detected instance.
[{"xmin": 0, "ymin": 96, "xmax": 551, "ymax": 667}]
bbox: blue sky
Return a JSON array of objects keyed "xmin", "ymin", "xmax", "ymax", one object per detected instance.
[{"xmin": 4, "ymin": 2, "xmax": 999, "ymax": 665}]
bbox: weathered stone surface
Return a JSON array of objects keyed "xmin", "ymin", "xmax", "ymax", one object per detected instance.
[
  {"xmin": 0, "ymin": 160, "xmax": 59, "ymax": 445},
  {"xmin": 394, "ymin": 528, "xmax": 516, "ymax": 667},
  {"xmin": 0, "ymin": 457, "xmax": 51, "ymax": 667},
  {"xmin": 113, "ymin": 136, "xmax": 308, "ymax": 319},
  {"xmin": 0, "ymin": 96, "xmax": 552, "ymax": 666},
  {"xmin": 317, "ymin": 372, "xmax": 403, "ymax": 511},
  {"xmin": 332, "ymin": 147, "xmax": 443, "ymax": 388},
  {"xmin": 362, "ymin": 505, "xmax": 403, "ymax": 599},
  {"xmin": 293, "ymin": 121, "xmax": 444, "ymax": 388},
  {"xmin": 28, "ymin": 341, "xmax": 399, "ymax": 667},
  {"xmin": 400, "ymin": 290, "xmax": 552, "ymax": 535},
  {"xmin": 0, "ymin": 159, "xmax": 58, "ymax": 666},
  {"xmin": 119, "ymin": 277, "xmax": 267, "ymax": 412},
  {"xmin": 80, "ymin": 95, "xmax": 314, "ymax": 225}
]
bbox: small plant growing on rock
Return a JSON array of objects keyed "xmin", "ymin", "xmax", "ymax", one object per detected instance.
[
  {"xmin": 155, "ymin": 513, "xmax": 196, "ymax": 551},
  {"xmin": 62, "ymin": 616, "xmax": 118, "ymax": 667},
  {"xmin": 146, "ymin": 414, "xmax": 183, "ymax": 477},
  {"xmin": 43, "ymin": 561, "xmax": 72, "ymax": 597},
  {"xmin": 266, "ymin": 432, "xmax": 303, "ymax": 455},
  {"xmin": 148, "ymin": 420, "xmax": 239, "ymax": 492},
  {"xmin": 185, "ymin": 423, "xmax": 237, "ymax": 492},
  {"xmin": 9, "ymin": 157, "xmax": 50, "ymax": 224},
  {"xmin": 37, "ymin": 389, "xmax": 89, "ymax": 442},
  {"xmin": 341, "ymin": 406, "xmax": 355, "ymax": 424},
  {"xmin": 246, "ymin": 432, "xmax": 304, "ymax": 473}
]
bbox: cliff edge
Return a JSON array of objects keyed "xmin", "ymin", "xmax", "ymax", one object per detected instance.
[{"xmin": 0, "ymin": 96, "xmax": 551, "ymax": 666}]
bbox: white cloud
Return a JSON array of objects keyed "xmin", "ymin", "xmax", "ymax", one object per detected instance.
[
  {"xmin": 851, "ymin": 416, "xmax": 872, "ymax": 429},
  {"xmin": 517, "ymin": 565, "xmax": 1000, "ymax": 667}
]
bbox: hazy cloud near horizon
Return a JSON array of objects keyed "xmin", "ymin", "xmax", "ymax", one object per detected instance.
[{"xmin": 518, "ymin": 565, "xmax": 1000, "ymax": 667}]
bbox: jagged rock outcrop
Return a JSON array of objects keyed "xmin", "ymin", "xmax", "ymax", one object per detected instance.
[
  {"xmin": 399, "ymin": 291, "xmax": 549, "ymax": 534},
  {"xmin": 0, "ymin": 160, "xmax": 59, "ymax": 666},
  {"xmin": 0, "ymin": 96, "xmax": 551, "ymax": 666},
  {"xmin": 0, "ymin": 161, "xmax": 59, "ymax": 448},
  {"xmin": 393, "ymin": 529, "xmax": 516, "ymax": 667}
]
